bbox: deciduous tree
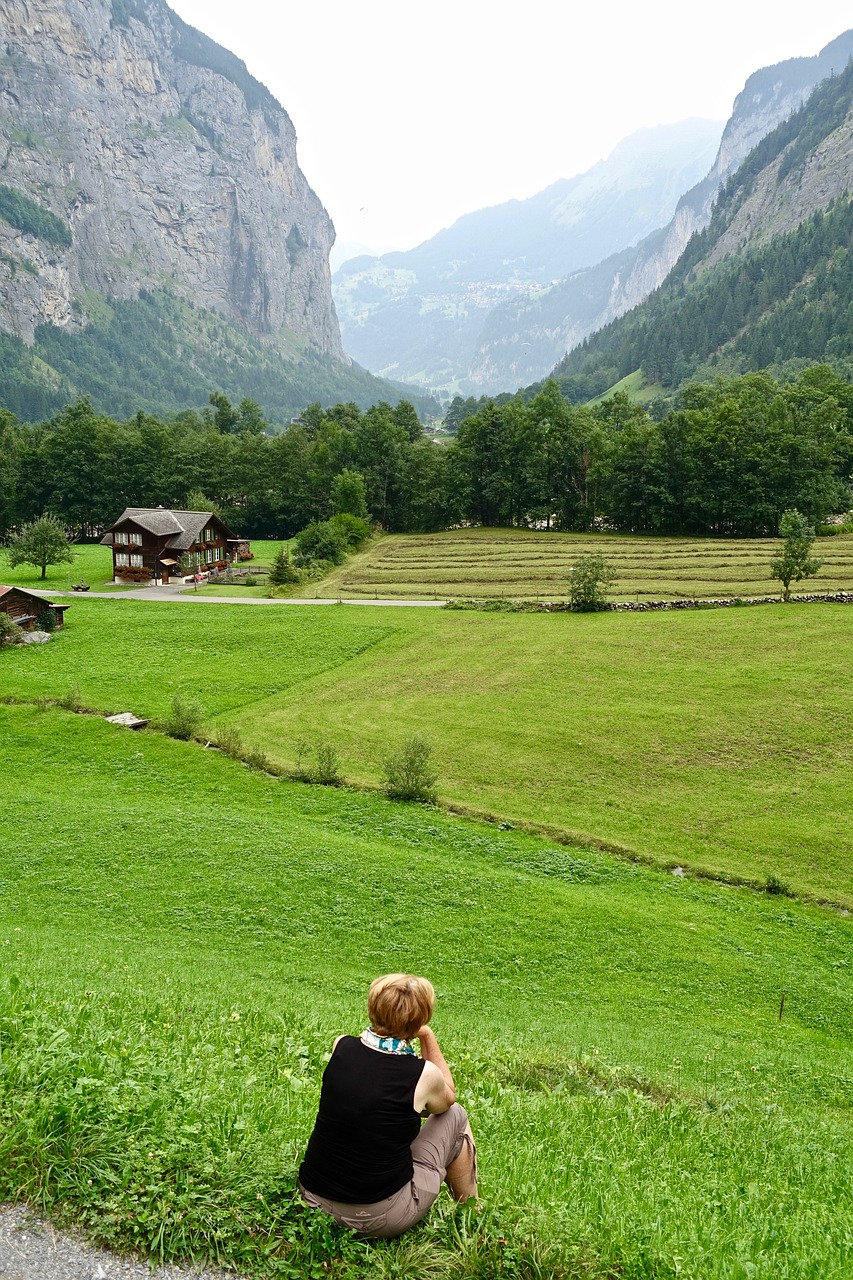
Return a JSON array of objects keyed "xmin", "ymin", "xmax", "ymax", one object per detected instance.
[
  {"xmin": 770, "ymin": 509, "xmax": 822, "ymax": 601},
  {"xmin": 5, "ymin": 513, "xmax": 75, "ymax": 580}
]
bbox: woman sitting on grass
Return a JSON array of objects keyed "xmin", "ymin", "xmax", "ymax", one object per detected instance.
[{"xmin": 298, "ymin": 973, "xmax": 477, "ymax": 1238}]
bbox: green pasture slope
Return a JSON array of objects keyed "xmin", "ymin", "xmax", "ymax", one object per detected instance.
[
  {"xmin": 6, "ymin": 596, "xmax": 850, "ymax": 902},
  {"xmin": 2, "ymin": 702, "xmax": 852, "ymax": 1279},
  {"xmin": 313, "ymin": 528, "xmax": 853, "ymax": 602}
]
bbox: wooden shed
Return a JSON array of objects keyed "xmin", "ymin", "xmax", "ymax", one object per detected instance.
[{"xmin": 0, "ymin": 586, "xmax": 69, "ymax": 629}]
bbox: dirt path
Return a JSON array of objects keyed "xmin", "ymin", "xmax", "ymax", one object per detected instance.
[
  {"xmin": 0, "ymin": 1205, "xmax": 245, "ymax": 1280},
  {"xmin": 27, "ymin": 587, "xmax": 445, "ymax": 606}
]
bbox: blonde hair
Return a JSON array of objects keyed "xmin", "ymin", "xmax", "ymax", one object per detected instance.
[{"xmin": 367, "ymin": 973, "xmax": 435, "ymax": 1040}]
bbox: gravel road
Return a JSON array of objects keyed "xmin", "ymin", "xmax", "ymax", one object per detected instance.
[{"xmin": 0, "ymin": 1206, "xmax": 246, "ymax": 1280}]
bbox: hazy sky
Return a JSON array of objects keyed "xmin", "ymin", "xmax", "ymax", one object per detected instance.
[{"xmin": 169, "ymin": 0, "xmax": 852, "ymax": 258}]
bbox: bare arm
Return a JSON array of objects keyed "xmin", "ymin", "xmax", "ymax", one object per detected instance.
[{"xmin": 413, "ymin": 1025, "xmax": 456, "ymax": 1114}]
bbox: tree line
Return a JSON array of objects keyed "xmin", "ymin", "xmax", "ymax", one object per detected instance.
[{"xmin": 0, "ymin": 366, "xmax": 851, "ymax": 542}]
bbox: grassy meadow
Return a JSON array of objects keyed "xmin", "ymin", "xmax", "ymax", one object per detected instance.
[
  {"xmin": 311, "ymin": 527, "xmax": 853, "ymax": 601},
  {"xmin": 2, "ymin": 702, "xmax": 852, "ymax": 1278},
  {"xmin": 6, "ymin": 596, "xmax": 850, "ymax": 901},
  {"xmin": 0, "ymin": 542, "xmax": 126, "ymax": 592}
]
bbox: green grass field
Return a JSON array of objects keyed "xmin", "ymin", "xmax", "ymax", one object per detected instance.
[
  {"xmin": 2, "ymin": 703, "xmax": 852, "ymax": 1278},
  {"xmin": 0, "ymin": 543, "xmax": 129, "ymax": 592},
  {"xmin": 2, "ymin": 599, "xmax": 853, "ymax": 904},
  {"xmin": 312, "ymin": 528, "xmax": 853, "ymax": 601}
]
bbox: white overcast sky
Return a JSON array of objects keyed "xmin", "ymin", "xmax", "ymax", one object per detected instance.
[{"xmin": 169, "ymin": 0, "xmax": 852, "ymax": 257}]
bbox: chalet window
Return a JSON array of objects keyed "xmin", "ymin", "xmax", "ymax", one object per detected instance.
[
  {"xmin": 115, "ymin": 532, "xmax": 128, "ymax": 545},
  {"xmin": 115, "ymin": 552, "xmax": 130, "ymax": 567},
  {"xmin": 129, "ymin": 532, "xmax": 143, "ymax": 546},
  {"xmin": 206, "ymin": 547, "xmax": 215, "ymax": 563},
  {"xmin": 131, "ymin": 553, "xmax": 143, "ymax": 568},
  {"xmin": 203, "ymin": 526, "xmax": 215, "ymax": 542}
]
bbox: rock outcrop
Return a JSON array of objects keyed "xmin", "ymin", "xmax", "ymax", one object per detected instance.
[{"xmin": 0, "ymin": 0, "xmax": 343, "ymax": 356}]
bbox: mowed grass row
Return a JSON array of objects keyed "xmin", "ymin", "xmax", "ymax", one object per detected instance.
[
  {"xmin": 313, "ymin": 528, "xmax": 853, "ymax": 600},
  {"xmin": 2, "ymin": 704, "xmax": 852, "ymax": 1278},
  {"xmin": 3, "ymin": 598, "xmax": 853, "ymax": 903}
]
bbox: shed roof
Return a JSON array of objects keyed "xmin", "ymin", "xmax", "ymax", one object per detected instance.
[{"xmin": 0, "ymin": 584, "xmax": 58, "ymax": 605}]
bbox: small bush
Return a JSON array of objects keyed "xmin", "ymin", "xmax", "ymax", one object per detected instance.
[
  {"xmin": 213, "ymin": 724, "xmax": 243, "ymax": 757},
  {"xmin": 0, "ymin": 613, "xmax": 23, "ymax": 646},
  {"xmin": 36, "ymin": 608, "xmax": 57, "ymax": 633},
  {"xmin": 765, "ymin": 874, "xmax": 793, "ymax": 897},
  {"xmin": 243, "ymin": 744, "xmax": 271, "ymax": 773},
  {"xmin": 161, "ymin": 694, "xmax": 204, "ymax": 741},
  {"xmin": 295, "ymin": 738, "xmax": 342, "ymax": 786},
  {"xmin": 56, "ymin": 684, "xmax": 81, "ymax": 712},
  {"xmin": 568, "ymin": 553, "xmax": 616, "ymax": 612},
  {"xmin": 382, "ymin": 733, "xmax": 438, "ymax": 803}
]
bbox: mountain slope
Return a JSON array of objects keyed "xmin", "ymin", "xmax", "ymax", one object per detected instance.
[
  {"xmin": 552, "ymin": 62, "xmax": 853, "ymax": 391},
  {"xmin": 0, "ymin": 0, "xmax": 424, "ymax": 420},
  {"xmin": 332, "ymin": 121, "xmax": 722, "ymax": 395},
  {"xmin": 470, "ymin": 29, "xmax": 853, "ymax": 393}
]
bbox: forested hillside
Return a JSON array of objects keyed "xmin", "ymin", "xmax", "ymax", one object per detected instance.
[
  {"xmin": 0, "ymin": 290, "xmax": 435, "ymax": 425},
  {"xmin": 554, "ymin": 63, "xmax": 853, "ymax": 393},
  {"xmin": 4, "ymin": 366, "xmax": 851, "ymax": 540}
]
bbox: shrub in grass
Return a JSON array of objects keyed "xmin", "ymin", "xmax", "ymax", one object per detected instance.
[
  {"xmin": 568, "ymin": 553, "xmax": 616, "ymax": 611},
  {"xmin": 295, "ymin": 738, "xmax": 343, "ymax": 785},
  {"xmin": 243, "ymin": 743, "xmax": 272, "ymax": 773},
  {"xmin": 213, "ymin": 724, "xmax": 243, "ymax": 757},
  {"xmin": 161, "ymin": 693, "xmax": 204, "ymax": 741},
  {"xmin": 56, "ymin": 683, "xmax": 81, "ymax": 712},
  {"xmin": 36, "ymin": 608, "xmax": 56, "ymax": 632},
  {"xmin": 382, "ymin": 733, "xmax": 438, "ymax": 803},
  {"xmin": 0, "ymin": 613, "xmax": 22, "ymax": 646}
]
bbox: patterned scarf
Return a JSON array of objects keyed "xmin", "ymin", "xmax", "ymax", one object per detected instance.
[{"xmin": 361, "ymin": 1027, "xmax": 417, "ymax": 1056}]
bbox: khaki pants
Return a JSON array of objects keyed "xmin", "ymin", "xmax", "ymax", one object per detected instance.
[{"xmin": 299, "ymin": 1103, "xmax": 474, "ymax": 1239}]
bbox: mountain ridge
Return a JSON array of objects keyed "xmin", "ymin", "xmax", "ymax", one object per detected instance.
[
  {"xmin": 550, "ymin": 60, "xmax": 853, "ymax": 393},
  {"xmin": 467, "ymin": 28, "xmax": 853, "ymax": 394},
  {"xmin": 332, "ymin": 120, "xmax": 723, "ymax": 396}
]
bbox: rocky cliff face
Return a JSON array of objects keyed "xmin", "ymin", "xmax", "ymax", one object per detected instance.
[{"xmin": 0, "ymin": 0, "xmax": 343, "ymax": 355}]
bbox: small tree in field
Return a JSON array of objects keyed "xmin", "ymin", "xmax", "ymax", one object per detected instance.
[
  {"xmin": 568, "ymin": 553, "xmax": 616, "ymax": 612},
  {"xmin": 382, "ymin": 734, "xmax": 438, "ymax": 803},
  {"xmin": 6, "ymin": 514, "xmax": 75, "ymax": 580},
  {"xmin": 268, "ymin": 545, "xmax": 300, "ymax": 587},
  {"xmin": 770, "ymin": 509, "xmax": 822, "ymax": 602}
]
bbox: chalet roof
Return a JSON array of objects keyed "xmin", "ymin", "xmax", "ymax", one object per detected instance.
[{"xmin": 101, "ymin": 508, "xmax": 237, "ymax": 549}]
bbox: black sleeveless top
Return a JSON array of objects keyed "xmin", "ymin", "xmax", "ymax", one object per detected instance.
[{"xmin": 299, "ymin": 1036, "xmax": 427, "ymax": 1202}]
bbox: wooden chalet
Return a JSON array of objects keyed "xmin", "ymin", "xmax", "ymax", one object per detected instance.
[
  {"xmin": 0, "ymin": 585, "xmax": 68, "ymax": 628},
  {"xmin": 100, "ymin": 508, "xmax": 240, "ymax": 583}
]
